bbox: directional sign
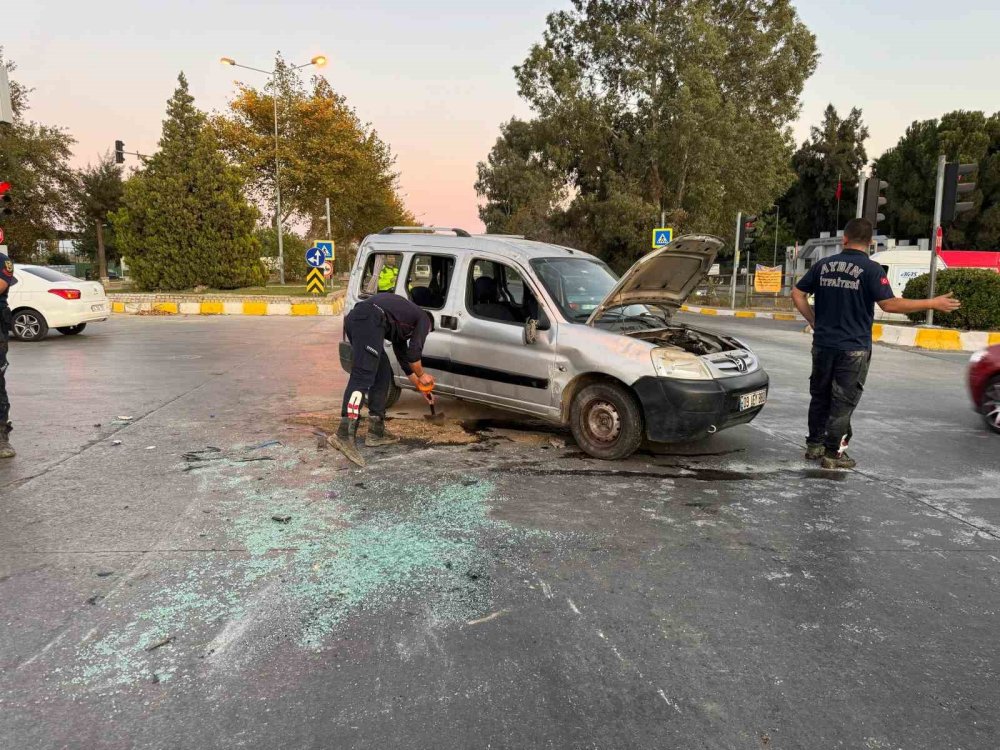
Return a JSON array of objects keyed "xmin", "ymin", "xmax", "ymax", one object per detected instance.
[
  {"xmin": 305, "ymin": 247, "xmax": 325, "ymax": 268},
  {"xmin": 323, "ymin": 260, "xmax": 334, "ymax": 280},
  {"xmin": 652, "ymin": 227, "xmax": 674, "ymax": 249},
  {"xmin": 305, "ymin": 268, "xmax": 326, "ymax": 295}
]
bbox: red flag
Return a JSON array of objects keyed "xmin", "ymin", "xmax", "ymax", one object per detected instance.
[{"xmin": 835, "ymin": 179, "xmax": 843, "ymax": 201}]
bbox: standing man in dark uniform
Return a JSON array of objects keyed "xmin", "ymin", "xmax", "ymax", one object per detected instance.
[
  {"xmin": 791, "ymin": 218, "xmax": 960, "ymax": 470},
  {"xmin": 329, "ymin": 291, "xmax": 436, "ymax": 465},
  {"xmin": 0, "ymin": 251, "xmax": 17, "ymax": 458}
]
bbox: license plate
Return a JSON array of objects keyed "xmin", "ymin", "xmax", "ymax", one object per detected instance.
[
  {"xmin": 739, "ymin": 388, "xmax": 767, "ymax": 411},
  {"xmin": 91, "ymin": 304, "xmax": 105, "ymax": 312}
]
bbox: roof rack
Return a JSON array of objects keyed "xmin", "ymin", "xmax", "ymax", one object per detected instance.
[
  {"xmin": 481, "ymin": 234, "xmax": 526, "ymax": 239},
  {"xmin": 378, "ymin": 226, "xmax": 471, "ymax": 238}
]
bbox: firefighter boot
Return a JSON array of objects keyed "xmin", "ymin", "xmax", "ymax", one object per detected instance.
[
  {"xmin": 365, "ymin": 416, "xmax": 400, "ymax": 447},
  {"xmin": 0, "ymin": 422, "xmax": 14, "ymax": 459},
  {"xmin": 327, "ymin": 417, "xmax": 365, "ymax": 467}
]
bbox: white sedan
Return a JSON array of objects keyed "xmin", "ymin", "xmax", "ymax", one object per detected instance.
[{"xmin": 7, "ymin": 265, "xmax": 110, "ymax": 341}]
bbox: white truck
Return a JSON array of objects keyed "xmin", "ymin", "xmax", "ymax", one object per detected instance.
[{"xmin": 868, "ymin": 249, "xmax": 947, "ymax": 322}]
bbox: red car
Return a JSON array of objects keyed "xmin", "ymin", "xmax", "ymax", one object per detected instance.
[{"xmin": 969, "ymin": 345, "xmax": 1000, "ymax": 434}]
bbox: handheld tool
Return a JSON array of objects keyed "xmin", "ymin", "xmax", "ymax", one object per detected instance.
[{"xmin": 419, "ymin": 381, "xmax": 445, "ymax": 425}]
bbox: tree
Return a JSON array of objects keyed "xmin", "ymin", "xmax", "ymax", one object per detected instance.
[
  {"xmin": 476, "ymin": 0, "xmax": 818, "ymax": 269},
  {"xmin": 73, "ymin": 153, "xmax": 124, "ymax": 280},
  {"xmin": 213, "ymin": 56, "xmax": 413, "ymax": 248},
  {"xmin": 874, "ymin": 110, "xmax": 1000, "ymax": 249},
  {"xmin": 780, "ymin": 104, "xmax": 869, "ymax": 241},
  {"xmin": 111, "ymin": 74, "xmax": 266, "ymax": 290},
  {"xmin": 0, "ymin": 49, "xmax": 76, "ymax": 261}
]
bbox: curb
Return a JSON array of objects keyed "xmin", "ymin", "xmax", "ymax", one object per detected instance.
[
  {"xmin": 109, "ymin": 293, "xmax": 346, "ymax": 317},
  {"xmin": 680, "ymin": 305, "xmax": 1000, "ymax": 353},
  {"xmin": 680, "ymin": 304, "xmax": 801, "ymax": 322}
]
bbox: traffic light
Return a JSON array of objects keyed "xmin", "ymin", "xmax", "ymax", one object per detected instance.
[
  {"xmin": 739, "ymin": 215, "xmax": 759, "ymax": 249},
  {"xmin": 114, "ymin": 140, "xmax": 125, "ymax": 164},
  {"xmin": 862, "ymin": 177, "xmax": 888, "ymax": 227},
  {"xmin": 0, "ymin": 181, "xmax": 11, "ymax": 217},
  {"xmin": 941, "ymin": 162, "xmax": 977, "ymax": 222}
]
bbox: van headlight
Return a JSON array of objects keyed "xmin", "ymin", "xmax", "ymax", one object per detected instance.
[
  {"xmin": 651, "ymin": 348, "xmax": 712, "ymax": 380},
  {"xmin": 970, "ymin": 350, "xmax": 987, "ymax": 365}
]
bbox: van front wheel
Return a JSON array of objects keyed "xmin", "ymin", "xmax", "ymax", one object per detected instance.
[{"xmin": 570, "ymin": 382, "xmax": 643, "ymax": 460}]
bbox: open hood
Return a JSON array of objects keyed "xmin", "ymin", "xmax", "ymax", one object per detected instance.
[{"xmin": 586, "ymin": 234, "xmax": 724, "ymax": 326}]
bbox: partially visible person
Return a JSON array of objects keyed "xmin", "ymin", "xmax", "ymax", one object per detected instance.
[
  {"xmin": 328, "ymin": 292, "xmax": 435, "ymax": 465},
  {"xmin": 791, "ymin": 218, "xmax": 961, "ymax": 470},
  {"xmin": 377, "ymin": 260, "xmax": 400, "ymax": 292},
  {"xmin": 0, "ymin": 252, "xmax": 17, "ymax": 459}
]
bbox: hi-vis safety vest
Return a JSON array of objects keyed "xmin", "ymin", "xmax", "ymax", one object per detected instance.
[{"xmin": 378, "ymin": 266, "xmax": 399, "ymax": 291}]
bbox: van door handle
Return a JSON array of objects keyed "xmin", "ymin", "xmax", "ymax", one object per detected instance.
[{"xmin": 440, "ymin": 315, "xmax": 458, "ymax": 330}]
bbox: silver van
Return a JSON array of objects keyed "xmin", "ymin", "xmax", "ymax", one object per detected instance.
[{"xmin": 339, "ymin": 228, "xmax": 769, "ymax": 460}]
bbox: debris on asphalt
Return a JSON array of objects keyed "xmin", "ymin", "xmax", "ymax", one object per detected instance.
[
  {"xmin": 96, "ymin": 571, "xmax": 114, "ymax": 578},
  {"xmin": 271, "ymin": 514, "xmax": 292, "ymax": 524},
  {"xmin": 145, "ymin": 635, "xmax": 174, "ymax": 652},
  {"xmin": 145, "ymin": 445, "xmax": 156, "ymax": 450},
  {"xmin": 250, "ymin": 440, "xmax": 283, "ymax": 450},
  {"xmin": 234, "ymin": 456, "xmax": 276, "ymax": 464},
  {"xmin": 116, "ymin": 416, "xmax": 133, "ymax": 422},
  {"xmin": 467, "ymin": 610, "xmax": 506, "ymax": 626},
  {"xmin": 85, "ymin": 594, "xmax": 103, "ymax": 605},
  {"xmin": 111, "ymin": 440, "xmax": 122, "ymax": 446}
]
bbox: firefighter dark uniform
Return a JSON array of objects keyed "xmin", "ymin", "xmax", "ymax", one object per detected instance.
[
  {"xmin": 329, "ymin": 292, "xmax": 433, "ymax": 465},
  {"xmin": 0, "ymin": 253, "xmax": 17, "ymax": 459}
]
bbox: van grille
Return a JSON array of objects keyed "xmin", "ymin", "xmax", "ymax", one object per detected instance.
[{"xmin": 703, "ymin": 350, "xmax": 758, "ymax": 378}]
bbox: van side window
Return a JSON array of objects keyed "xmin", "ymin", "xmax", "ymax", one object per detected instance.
[
  {"xmin": 406, "ymin": 254, "xmax": 455, "ymax": 310},
  {"xmin": 467, "ymin": 259, "xmax": 539, "ymax": 325},
  {"xmin": 360, "ymin": 253, "xmax": 403, "ymax": 296}
]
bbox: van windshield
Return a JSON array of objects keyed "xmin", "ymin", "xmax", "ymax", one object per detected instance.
[
  {"xmin": 530, "ymin": 258, "xmax": 618, "ymax": 321},
  {"xmin": 530, "ymin": 257, "xmax": 665, "ymax": 327}
]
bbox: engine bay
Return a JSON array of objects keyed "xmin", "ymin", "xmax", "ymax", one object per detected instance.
[{"xmin": 627, "ymin": 325, "xmax": 740, "ymax": 356}]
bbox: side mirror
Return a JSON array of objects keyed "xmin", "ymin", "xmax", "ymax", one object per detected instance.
[{"xmin": 523, "ymin": 318, "xmax": 539, "ymax": 345}]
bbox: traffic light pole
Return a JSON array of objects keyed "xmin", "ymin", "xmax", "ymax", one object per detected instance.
[
  {"xmin": 925, "ymin": 155, "xmax": 946, "ymax": 326},
  {"xmin": 730, "ymin": 211, "xmax": 742, "ymax": 309},
  {"xmin": 855, "ymin": 170, "xmax": 865, "ymax": 219}
]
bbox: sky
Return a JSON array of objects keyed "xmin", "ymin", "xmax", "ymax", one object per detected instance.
[{"xmin": 6, "ymin": 0, "xmax": 1000, "ymax": 234}]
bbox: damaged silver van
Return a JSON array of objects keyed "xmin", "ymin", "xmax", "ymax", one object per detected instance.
[{"xmin": 340, "ymin": 228, "xmax": 769, "ymax": 460}]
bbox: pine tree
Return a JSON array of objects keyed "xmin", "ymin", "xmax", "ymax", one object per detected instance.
[{"xmin": 112, "ymin": 73, "xmax": 265, "ymax": 290}]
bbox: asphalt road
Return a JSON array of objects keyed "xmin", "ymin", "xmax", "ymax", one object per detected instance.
[{"xmin": 1, "ymin": 314, "xmax": 997, "ymax": 750}]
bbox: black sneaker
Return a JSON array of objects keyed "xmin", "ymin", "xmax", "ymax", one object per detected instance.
[
  {"xmin": 804, "ymin": 443, "xmax": 825, "ymax": 461},
  {"xmin": 821, "ymin": 452, "xmax": 856, "ymax": 470}
]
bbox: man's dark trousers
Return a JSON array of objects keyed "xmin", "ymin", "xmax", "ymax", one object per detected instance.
[
  {"xmin": 342, "ymin": 303, "xmax": 393, "ymax": 419},
  {"xmin": 808, "ymin": 347, "xmax": 871, "ymax": 455},
  {"xmin": 0, "ymin": 307, "xmax": 10, "ymax": 426}
]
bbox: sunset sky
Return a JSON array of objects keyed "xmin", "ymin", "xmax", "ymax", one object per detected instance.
[{"xmin": 6, "ymin": 0, "xmax": 1000, "ymax": 233}]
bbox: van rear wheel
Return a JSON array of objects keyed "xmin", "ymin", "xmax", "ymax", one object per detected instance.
[
  {"xmin": 570, "ymin": 382, "xmax": 644, "ymax": 460},
  {"xmin": 385, "ymin": 382, "xmax": 402, "ymax": 410}
]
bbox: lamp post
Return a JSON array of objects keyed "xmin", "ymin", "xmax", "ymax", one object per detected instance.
[{"xmin": 220, "ymin": 54, "xmax": 327, "ymax": 285}]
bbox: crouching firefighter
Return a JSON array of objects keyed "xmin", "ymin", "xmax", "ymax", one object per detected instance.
[
  {"xmin": 329, "ymin": 292, "xmax": 436, "ymax": 466},
  {"xmin": 0, "ymin": 252, "xmax": 17, "ymax": 459}
]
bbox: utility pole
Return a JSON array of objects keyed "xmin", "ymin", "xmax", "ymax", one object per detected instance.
[
  {"xmin": 96, "ymin": 221, "xmax": 108, "ymax": 284},
  {"xmin": 925, "ymin": 155, "xmax": 946, "ymax": 326},
  {"xmin": 855, "ymin": 169, "xmax": 866, "ymax": 219},
  {"xmin": 325, "ymin": 197, "xmax": 332, "ymax": 237},
  {"xmin": 730, "ymin": 211, "xmax": 742, "ymax": 309},
  {"xmin": 272, "ymin": 94, "xmax": 285, "ymax": 285},
  {"xmin": 772, "ymin": 204, "xmax": 779, "ymax": 266}
]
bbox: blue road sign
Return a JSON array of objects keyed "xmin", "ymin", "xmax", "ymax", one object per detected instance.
[
  {"xmin": 306, "ymin": 247, "xmax": 325, "ymax": 268},
  {"xmin": 652, "ymin": 228, "xmax": 674, "ymax": 248},
  {"xmin": 314, "ymin": 240, "xmax": 335, "ymax": 260}
]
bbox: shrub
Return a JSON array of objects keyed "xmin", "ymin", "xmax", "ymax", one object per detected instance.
[{"xmin": 902, "ymin": 268, "xmax": 1000, "ymax": 330}]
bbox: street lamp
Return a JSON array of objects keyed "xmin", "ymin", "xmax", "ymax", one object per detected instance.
[{"xmin": 220, "ymin": 54, "xmax": 327, "ymax": 284}]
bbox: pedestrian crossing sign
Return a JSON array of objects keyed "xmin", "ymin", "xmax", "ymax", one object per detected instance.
[{"xmin": 652, "ymin": 228, "xmax": 674, "ymax": 248}]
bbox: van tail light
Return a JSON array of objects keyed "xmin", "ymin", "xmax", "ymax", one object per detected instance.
[{"xmin": 48, "ymin": 288, "xmax": 82, "ymax": 300}]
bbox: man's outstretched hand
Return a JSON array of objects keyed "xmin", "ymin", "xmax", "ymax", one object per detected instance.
[{"xmin": 933, "ymin": 291, "xmax": 961, "ymax": 313}]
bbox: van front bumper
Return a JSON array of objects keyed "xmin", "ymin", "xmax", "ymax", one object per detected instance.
[{"xmin": 632, "ymin": 370, "xmax": 770, "ymax": 443}]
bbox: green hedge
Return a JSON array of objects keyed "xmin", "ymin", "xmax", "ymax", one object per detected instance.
[{"xmin": 902, "ymin": 269, "xmax": 1000, "ymax": 330}]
